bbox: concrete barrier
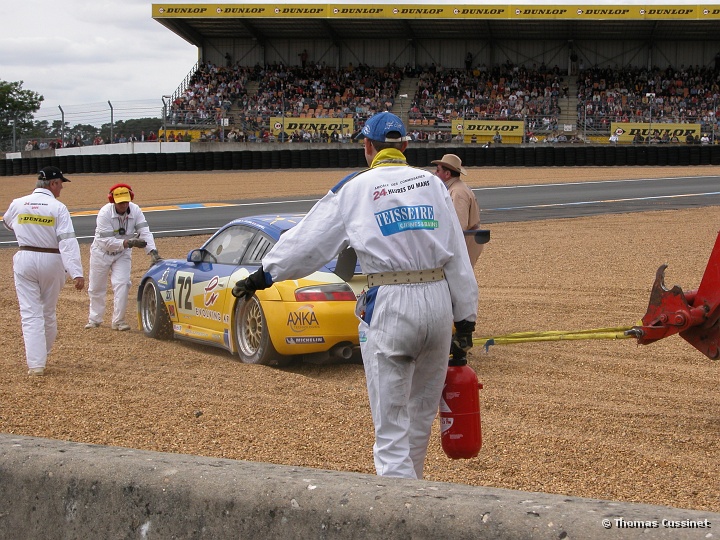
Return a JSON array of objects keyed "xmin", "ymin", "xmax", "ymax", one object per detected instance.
[{"xmin": 1, "ymin": 434, "xmax": 717, "ymax": 539}]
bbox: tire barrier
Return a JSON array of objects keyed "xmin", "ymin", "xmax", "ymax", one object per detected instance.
[
  {"xmin": 251, "ymin": 151, "xmax": 263, "ymax": 170},
  {"xmin": 700, "ymin": 146, "xmax": 712, "ymax": 166},
  {"xmin": 5, "ymin": 145, "xmax": 720, "ymax": 177},
  {"xmin": 678, "ymin": 146, "xmax": 691, "ymax": 166},
  {"xmin": 135, "ymin": 154, "xmax": 147, "ymax": 173},
  {"xmin": 656, "ymin": 146, "xmax": 668, "ymax": 166},
  {"xmin": 522, "ymin": 147, "xmax": 535, "ymax": 167},
  {"xmin": 414, "ymin": 147, "xmax": 428, "ymax": 168},
  {"xmin": 689, "ymin": 146, "xmax": 701, "ymax": 166},
  {"xmin": 220, "ymin": 152, "xmax": 232, "ymax": 171},
  {"xmin": 646, "ymin": 146, "xmax": 659, "ymax": 166},
  {"xmin": 347, "ymin": 148, "xmax": 361, "ymax": 168}
]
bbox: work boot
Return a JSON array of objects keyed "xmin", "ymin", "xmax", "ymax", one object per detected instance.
[
  {"xmin": 28, "ymin": 367, "xmax": 45, "ymax": 376},
  {"xmin": 84, "ymin": 321, "xmax": 101, "ymax": 329},
  {"xmin": 112, "ymin": 322, "xmax": 131, "ymax": 331}
]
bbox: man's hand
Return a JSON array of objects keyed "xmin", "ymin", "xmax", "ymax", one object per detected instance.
[
  {"xmin": 452, "ymin": 320, "xmax": 476, "ymax": 353},
  {"xmin": 127, "ymin": 238, "xmax": 147, "ymax": 249},
  {"xmin": 73, "ymin": 276, "xmax": 85, "ymax": 291},
  {"xmin": 149, "ymin": 249, "xmax": 162, "ymax": 265},
  {"xmin": 232, "ymin": 267, "xmax": 270, "ymax": 300}
]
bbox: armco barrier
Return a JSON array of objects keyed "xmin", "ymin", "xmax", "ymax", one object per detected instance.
[
  {"xmin": 4, "ymin": 145, "xmax": 720, "ymax": 176},
  {"xmin": 1, "ymin": 435, "xmax": 717, "ymax": 540}
]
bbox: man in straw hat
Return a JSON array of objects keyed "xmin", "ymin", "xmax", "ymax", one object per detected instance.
[
  {"xmin": 431, "ymin": 153, "xmax": 483, "ymax": 266},
  {"xmin": 231, "ymin": 112, "xmax": 478, "ymax": 479}
]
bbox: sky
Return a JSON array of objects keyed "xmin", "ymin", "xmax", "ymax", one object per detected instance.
[
  {"xmin": 1, "ymin": 0, "xmax": 706, "ymax": 127},
  {"xmin": 1, "ymin": 0, "xmax": 197, "ymax": 127}
]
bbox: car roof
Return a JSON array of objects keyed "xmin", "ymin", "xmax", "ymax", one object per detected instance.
[{"xmin": 225, "ymin": 213, "xmax": 306, "ymax": 239}]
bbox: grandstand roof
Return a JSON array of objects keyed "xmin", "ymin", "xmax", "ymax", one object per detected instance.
[{"xmin": 153, "ymin": 4, "xmax": 720, "ymax": 45}]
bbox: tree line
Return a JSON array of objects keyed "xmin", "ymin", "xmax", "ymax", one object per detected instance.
[{"xmin": 0, "ymin": 79, "xmax": 162, "ymax": 152}]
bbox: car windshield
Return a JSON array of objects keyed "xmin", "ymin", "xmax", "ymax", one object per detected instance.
[{"xmin": 203, "ymin": 225, "xmax": 256, "ymax": 264}]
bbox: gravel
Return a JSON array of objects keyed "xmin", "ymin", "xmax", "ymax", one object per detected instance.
[{"xmin": 1, "ymin": 165, "xmax": 719, "ymax": 513}]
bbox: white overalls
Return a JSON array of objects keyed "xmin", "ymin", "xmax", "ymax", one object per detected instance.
[
  {"xmin": 3, "ymin": 188, "xmax": 83, "ymax": 369},
  {"xmin": 262, "ymin": 148, "xmax": 478, "ymax": 479},
  {"xmin": 87, "ymin": 202, "xmax": 156, "ymax": 327}
]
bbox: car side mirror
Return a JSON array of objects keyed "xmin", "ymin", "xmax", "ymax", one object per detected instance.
[{"xmin": 188, "ymin": 249, "xmax": 204, "ymax": 263}]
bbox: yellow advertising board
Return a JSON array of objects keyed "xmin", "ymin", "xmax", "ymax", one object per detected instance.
[
  {"xmin": 271, "ymin": 117, "xmax": 355, "ymax": 136},
  {"xmin": 610, "ymin": 122, "xmax": 702, "ymax": 143},
  {"xmin": 152, "ymin": 4, "xmax": 720, "ymax": 20},
  {"xmin": 451, "ymin": 120, "xmax": 524, "ymax": 135}
]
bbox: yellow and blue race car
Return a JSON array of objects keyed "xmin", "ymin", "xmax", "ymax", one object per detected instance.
[{"xmin": 137, "ymin": 214, "xmax": 364, "ymax": 366}]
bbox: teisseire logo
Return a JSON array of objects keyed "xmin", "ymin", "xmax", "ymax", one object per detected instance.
[
  {"xmin": 18, "ymin": 214, "xmax": 55, "ymax": 226},
  {"xmin": 375, "ymin": 205, "xmax": 438, "ymax": 236}
]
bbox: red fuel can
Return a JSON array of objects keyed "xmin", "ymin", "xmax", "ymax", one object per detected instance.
[{"xmin": 440, "ymin": 357, "xmax": 483, "ymax": 459}]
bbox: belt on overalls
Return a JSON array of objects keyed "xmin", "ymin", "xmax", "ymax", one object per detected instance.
[
  {"xmin": 366, "ymin": 268, "xmax": 444, "ymax": 287},
  {"xmin": 18, "ymin": 246, "xmax": 61, "ymax": 254}
]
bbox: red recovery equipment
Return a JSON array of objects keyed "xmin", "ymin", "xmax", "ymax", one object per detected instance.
[
  {"xmin": 440, "ymin": 354, "xmax": 483, "ymax": 459},
  {"xmin": 627, "ymin": 230, "xmax": 720, "ymax": 359}
]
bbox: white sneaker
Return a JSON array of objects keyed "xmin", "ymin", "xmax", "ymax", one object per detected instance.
[
  {"xmin": 112, "ymin": 322, "xmax": 131, "ymax": 331},
  {"xmin": 84, "ymin": 321, "xmax": 101, "ymax": 329},
  {"xmin": 28, "ymin": 367, "xmax": 45, "ymax": 376}
]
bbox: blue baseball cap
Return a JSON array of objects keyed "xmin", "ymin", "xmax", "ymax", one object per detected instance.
[{"xmin": 355, "ymin": 112, "xmax": 410, "ymax": 142}]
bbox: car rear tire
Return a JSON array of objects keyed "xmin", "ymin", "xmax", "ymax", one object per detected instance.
[
  {"xmin": 233, "ymin": 296, "xmax": 286, "ymax": 365},
  {"xmin": 140, "ymin": 279, "xmax": 173, "ymax": 339}
]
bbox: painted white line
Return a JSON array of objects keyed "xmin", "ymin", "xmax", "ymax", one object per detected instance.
[
  {"xmin": 486, "ymin": 191, "xmax": 720, "ymax": 212},
  {"xmin": 473, "ymin": 176, "xmax": 720, "ymax": 191}
]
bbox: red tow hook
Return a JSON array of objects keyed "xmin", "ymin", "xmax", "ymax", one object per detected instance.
[{"xmin": 628, "ymin": 231, "xmax": 720, "ymax": 360}]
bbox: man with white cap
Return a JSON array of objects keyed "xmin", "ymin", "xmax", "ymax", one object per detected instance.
[
  {"xmin": 431, "ymin": 153, "xmax": 483, "ymax": 266},
  {"xmin": 3, "ymin": 166, "xmax": 85, "ymax": 376},
  {"xmin": 85, "ymin": 183, "xmax": 161, "ymax": 331},
  {"xmin": 231, "ymin": 111, "xmax": 478, "ymax": 479}
]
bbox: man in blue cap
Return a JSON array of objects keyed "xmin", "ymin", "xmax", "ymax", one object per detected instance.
[{"xmin": 231, "ymin": 112, "xmax": 478, "ymax": 479}]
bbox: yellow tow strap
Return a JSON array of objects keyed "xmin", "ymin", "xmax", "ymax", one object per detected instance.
[{"xmin": 476, "ymin": 326, "xmax": 634, "ymax": 352}]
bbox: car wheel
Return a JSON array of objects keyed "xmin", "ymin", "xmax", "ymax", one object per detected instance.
[
  {"xmin": 140, "ymin": 279, "xmax": 173, "ymax": 339},
  {"xmin": 233, "ymin": 296, "xmax": 286, "ymax": 366}
]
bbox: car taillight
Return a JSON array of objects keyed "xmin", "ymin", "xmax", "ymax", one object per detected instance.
[{"xmin": 295, "ymin": 283, "xmax": 356, "ymax": 301}]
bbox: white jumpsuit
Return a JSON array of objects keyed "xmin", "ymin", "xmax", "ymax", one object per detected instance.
[
  {"xmin": 262, "ymin": 148, "xmax": 478, "ymax": 479},
  {"xmin": 87, "ymin": 202, "xmax": 156, "ymax": 327},
  {"xmin": 3, "ymin": 188, "xmax": 83, "ymax": 370}
]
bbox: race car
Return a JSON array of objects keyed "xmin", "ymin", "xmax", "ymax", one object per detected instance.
[{"xmin": 137, "ymin": 213, "xmax": 365, "ymax": 366}]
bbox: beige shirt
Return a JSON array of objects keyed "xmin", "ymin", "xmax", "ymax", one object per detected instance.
[{"xmin": 444, "ymin": 176, "xmax": 483, "ymax": 266}]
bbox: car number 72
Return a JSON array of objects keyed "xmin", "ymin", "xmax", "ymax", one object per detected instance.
[{"xmin": 176, "ymin": 272, "xmax": 194, "ymax": 313}]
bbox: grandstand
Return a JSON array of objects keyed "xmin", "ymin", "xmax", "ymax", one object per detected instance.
[{"xmin": 152, "ymin": 2, "xmax": 720, "ymax": 144}]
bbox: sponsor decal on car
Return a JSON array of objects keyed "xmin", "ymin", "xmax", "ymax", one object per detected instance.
[
  {"xmin": 204, "ymin": 276, "xmax": 220, "ymax": 307},
  {"xmin": 286, "ymin": 336, "xmax": 326, "ymax": 344},
  {"xmin": 158, "ymin": 268, "xmax": 171, "ymax": 285},
  {"xmin": 287, "ymin": 305, "xmax": 320, "ymax": 332}
]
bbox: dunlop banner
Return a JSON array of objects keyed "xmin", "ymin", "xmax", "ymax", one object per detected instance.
[
  {"xmin": 152, "ymin": 5, "xmax": 720, "ymax": 20},
  {"xmin": 271, "ymin": 117, "xmax": 355, "ymax": 136},
  {"xmin": 610, "ymin": 122, "xmax": 702, "ymax": 142},
  {"xmin": 451, "ymin": 120, "xmax": 524, "ymax": 135}
]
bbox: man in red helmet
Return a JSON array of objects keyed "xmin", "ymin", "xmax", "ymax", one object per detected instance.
[{"xmin": 85, "ymin": 184, "xmax": 161, "ymax": 331}]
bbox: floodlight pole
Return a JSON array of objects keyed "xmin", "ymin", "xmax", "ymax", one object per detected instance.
[
  {"xmin": 58, "ymin": 106, "xmax": 65, "ymax": 147},
  {"xmin": 11, "ymin": 115, "xmax": 16, "ymax": 152},
  {"xmin": 162, "ymin": 95, "xmax": 171, "ymax": 143},
  {"xmin": 108, "ymin": 101, "xmax": 114, "ymax": 143}
]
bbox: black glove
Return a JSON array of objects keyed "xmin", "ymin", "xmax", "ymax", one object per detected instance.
[
  {"xmin": 127, "ymin": 238, "xmax": 147, "ymax": 249},
  {"xmin": 149, "ymin": 249, "xmax": 162, "ymax": 265},
  {"xmin": 232, "ymin": 267, "xmax": 269, "ymax": 300},
  {"xmin": 452, "ymin": 320, "xmax": 476, "ymax": 353}
]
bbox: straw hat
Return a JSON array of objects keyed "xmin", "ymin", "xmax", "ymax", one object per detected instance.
[{"xmin": 431, "ymin": 153, "xmax": 467, "ymax": 175}]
